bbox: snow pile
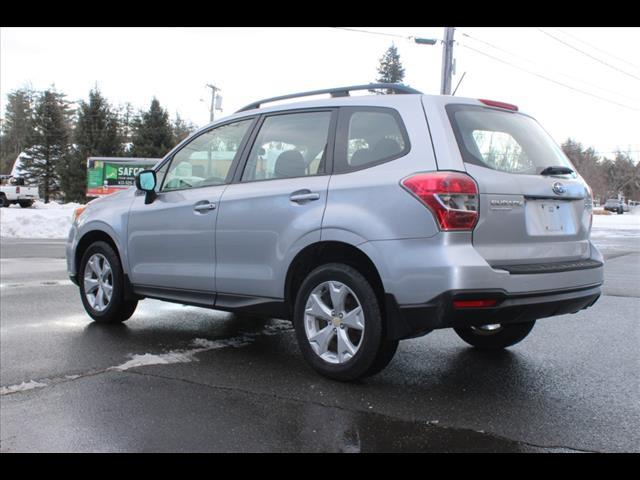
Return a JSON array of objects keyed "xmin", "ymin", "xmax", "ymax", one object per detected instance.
[
  {"xmin": 110, "ymin": 337, "xmax": 254, "ymax": 371},
  {"xmin": 592, "ymin": 211, "xmax": 640, "ymax": 231},
  {"xmin": 0, "ymin": 380, "xmax": 48, "ymax": 395},
  {"xmin": 111, "ymin": 321, "xmax": 293, "ymax": 372},
  {"xmin": 0, "ymin": 201, "xmax": 81, "ymax": 239}
]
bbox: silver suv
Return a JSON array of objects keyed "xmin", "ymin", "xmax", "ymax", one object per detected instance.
[{"xmin": 67, "ymin": 84, "xmax": 604, "ymax": 381}]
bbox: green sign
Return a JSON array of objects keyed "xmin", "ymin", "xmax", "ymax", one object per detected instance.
[{"xmin": 87, "ymin": 160, "xmax": 153, "ymax": 191}]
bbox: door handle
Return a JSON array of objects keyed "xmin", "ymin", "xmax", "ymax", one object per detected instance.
[
  {"xmin": 193, "ymin": 202, "xmax": 216, "ymax": 212},
  {"xmin": 289, "ymin": 192, "xmax": 320, "ymax": 203}
]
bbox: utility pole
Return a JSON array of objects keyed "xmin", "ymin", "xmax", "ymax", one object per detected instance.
[
  {"xmin": 205, "ymin": 83, "xmax": 220, "ymax": 122},
  {"xmin": 440, "ymin": 27, "xmax": 455, "ymax": 95}
]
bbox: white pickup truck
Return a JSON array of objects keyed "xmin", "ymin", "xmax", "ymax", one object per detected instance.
[{"xmin": 0, "ymin": 175, "xmax": 40, "ymax": 208}]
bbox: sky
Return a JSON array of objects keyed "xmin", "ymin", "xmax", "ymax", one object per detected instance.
[{"xmin": 1, "ymin": 27, "xmax": 639, "ymax": 162}]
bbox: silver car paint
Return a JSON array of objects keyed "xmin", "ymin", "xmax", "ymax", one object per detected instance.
[
  {"xmin": 215, "ymin": 175, "xmax": 330, "ymax": 298},
  {"xmin": 127, "ymin": 184, "xmax": 226, "ymax": 292},
  {"xmin": 66, "ymin": 188, "xmax": 136, "ymax": 278},
  {"xmin": 67, "ymin": 93, "xmax": 604, "ymax": 310}
]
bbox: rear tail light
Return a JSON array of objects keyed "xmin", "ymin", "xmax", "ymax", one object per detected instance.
[
  {"xmin": 401, "ymin": 171, "xmax": 479, "ymax": 231},
  {"xmin": 16, "ymin": 186, "xmax": 20, "ymax": 194},
  {"xmin": 586, "ymin": 183, "xmax": 594, "ymax": 231}
]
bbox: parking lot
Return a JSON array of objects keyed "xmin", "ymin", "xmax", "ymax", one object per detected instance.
[{"xmin": 1, "ymin": 222, "xmax": 638, "ymax": 452}]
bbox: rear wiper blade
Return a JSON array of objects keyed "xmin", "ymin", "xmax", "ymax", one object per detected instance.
[{"xmin": 540, "ymin": 166, "xmax": 574, "ymax": 176}]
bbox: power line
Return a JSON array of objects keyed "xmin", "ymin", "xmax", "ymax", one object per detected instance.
[
  {"xmin": 555, "ymin": 28, "xmax": 640, "ymax": 71},
  {"xmin": 459, "ymin": 43, "xmax": 640, "ymax": 112},
  {"xmin": 537, "ymin": 28, "xmax": 640, "ymax": 82},
  {"xmin": 460, "ymin": 31, "xmax": 640, "ymax": 104},
  {"xmin": 332, "ymin": 27, "xmax": 410, "ymax": 40}
]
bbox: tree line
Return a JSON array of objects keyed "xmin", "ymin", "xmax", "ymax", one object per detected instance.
[
  {"xmin": 1, "ymin": 49, "xmax": 638, "ymax": 205},
  {"xmin": 561, "ymin": 140, "xmax": 639, "ymax": 204},
  {"xmin": 0, "ymin": 86, "xmax": 196, "ymax": 202}
]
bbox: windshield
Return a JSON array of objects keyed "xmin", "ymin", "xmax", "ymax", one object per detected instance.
[{"xmin": 446, "ymin": 104, "xmax": 575, "ymax": 176}]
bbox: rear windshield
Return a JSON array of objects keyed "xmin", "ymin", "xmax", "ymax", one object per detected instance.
[{"xmin": 446, "ymin": 104, "xmax": 575, "ymax": 175}]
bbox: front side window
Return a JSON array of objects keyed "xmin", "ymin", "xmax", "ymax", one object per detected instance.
[
  {"xmin": 447, "ymin": 104, "xmax": 574, "ymax": 175},
  {"xmin": 241, "ymin": 111, "xmax": 332, "ymax": 182},
  {"xmin": 162, "ymin": 119, "xmax": 253, "ymax": 191}
]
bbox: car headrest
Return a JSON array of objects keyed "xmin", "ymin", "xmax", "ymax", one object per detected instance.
[
  {"xmin": 373, "ymin": 137, "xmax": 402, "ymax": 158},
  {"xmin": 274, "ymin": 150, "xmax": 306, "ymax": 178},
  {"xmin": 350, "ymin": 148, "xmax": 372, "ymax": 167}
]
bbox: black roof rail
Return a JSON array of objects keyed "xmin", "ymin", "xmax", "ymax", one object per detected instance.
[{"xmin": 236, "ymin": 83, "xmax": 423, "ymax": 113}]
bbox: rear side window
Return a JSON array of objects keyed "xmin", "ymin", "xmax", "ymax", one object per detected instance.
[
  {"xmin": 334, "ymin": 107, "xmax": 409, "ymax": 173},
  {"xmin": 446, "ymin": 104, "xmax": 574, "ymax": 175},
  {"xmin": 241, "ymin": 111, "xmax": 332, "ymax": 182}
]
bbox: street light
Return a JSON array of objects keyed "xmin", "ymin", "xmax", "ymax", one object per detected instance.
[
  {"xmin": 412, "ymin": 37, "xmax": 438, "ymax": 45},
  {"xmin": 412, "ymin": 28, "xmax": 455, "ymax": 95}
]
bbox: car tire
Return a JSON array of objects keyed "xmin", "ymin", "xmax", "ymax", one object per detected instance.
[
  {"xmin": 18, "ymin": 200, "xmax": 33, "ymax": 208},
  {"xmin": 0, "ymin": 195, "xmax": 7, "ymax": 208},
  {"xmin": 79, "ymin": 241, "xmax": 138, "ymax": 324},
  {"xmin": 293, "ymin": 263, "xmax": 398, "ymax": 381},
  {"xmin": 454, "ymin": 321, "xmax": 536, "ymax": 349}
]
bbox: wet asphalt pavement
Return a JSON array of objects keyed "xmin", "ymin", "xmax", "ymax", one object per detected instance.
[{"xmin": 0, "ymin": 229, "xmax": 638, "ymax": 452}]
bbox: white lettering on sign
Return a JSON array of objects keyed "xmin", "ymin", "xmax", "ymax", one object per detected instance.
[{"xmin": 118, "ymin": 166, "xmax": 146, "ymax": 177}]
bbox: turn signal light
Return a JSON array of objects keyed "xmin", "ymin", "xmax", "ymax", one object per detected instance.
[{"xmin": 72, "ymin": 206, "xmax": 87, "ymax": 224}]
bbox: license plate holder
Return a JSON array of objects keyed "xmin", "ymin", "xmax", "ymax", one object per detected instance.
[{"xmin": 525, "ymin": 200, "xmax": 574, "ymax": 235}]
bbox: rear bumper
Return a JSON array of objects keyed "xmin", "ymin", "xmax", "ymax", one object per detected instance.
[{"xmin": 385, "ymin": 283, "xmax": 602, "ymax": 340}]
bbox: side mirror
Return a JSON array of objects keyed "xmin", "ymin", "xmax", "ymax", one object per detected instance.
[{"xmin": 135, "ymin": 170, "xmax": 158, "ymax": 204}]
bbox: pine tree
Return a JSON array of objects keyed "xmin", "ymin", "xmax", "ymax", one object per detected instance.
[
  {"xmin": 62, "ymin": 88, "xmax": 122, "ymax": 202},
  {"xmin": 373, "ymin": 44, "xmax": 406, "ymax": 94},
  {"xmin": 0, "ymin": 87, "xmax": 35, "ymax": 174},
  {"xmin": 20, "ymin": 89, "xmax": 73, "ymax": 203},
  {"xmin": 130, "ymin": 98, "xmax": 175, "ymax": 158},
  {"xmin": 172, "ymin": 113, "xmax": 196, "ymax": 144},
  {"xmin": 117, "ymin": 102, "xmax": 135, "ymax": 153}
]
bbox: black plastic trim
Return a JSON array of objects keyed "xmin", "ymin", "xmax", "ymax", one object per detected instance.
[
  {"xmin": 215, "ymin": 293, "xmax": 288, "ymax": 319},
  {"xmin": 132, "ymin": 285, "xmax": 214, "ymax": 308},
  {"xmin": 492, "ymin": 258, "xmax": 603, "ymax": 274},
  {"xmin": 385, "ymin": 283, "xmax": 602, "ymax": 340},
  {"xmin": 129, "ymin": 285, "xmax": 288, "ymax": 319}
]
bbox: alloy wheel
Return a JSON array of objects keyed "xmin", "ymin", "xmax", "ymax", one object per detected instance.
[
  {"xmin": 304, "ymin": 281, "xmax": 365, "ymax": 364},
  {"xmin": 83, "ymin": 253, "xmax": 113, "ymax": 312}
]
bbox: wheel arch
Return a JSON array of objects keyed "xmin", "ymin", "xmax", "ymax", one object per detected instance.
[
  {"xmin": 75, "ymin": 228, "xmax": 138, "ymax": 301},
  {"xmin": 75, "ymin": 229, "xmax": 123, "ymax": 278},
  {"xmin": 284, "ymin": 241, "xmax": 386, "ymax": 320}
]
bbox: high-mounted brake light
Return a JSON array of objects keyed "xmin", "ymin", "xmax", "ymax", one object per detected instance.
[
  {"xmin": 401, "ymin": 171, "xmax": 479, "ymax": 231},
  {"xmin": 478, "ymin": 99, "xmax": 518, "ymax": 111}
]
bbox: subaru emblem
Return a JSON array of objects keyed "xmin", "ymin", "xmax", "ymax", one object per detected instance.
[{"xmin": 552, "ymin": 182, "xmax": 566, "ymax": 195}]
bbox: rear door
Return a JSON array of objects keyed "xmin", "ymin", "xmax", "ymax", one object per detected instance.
[
  {"xmin": 445, "ymin": 102, "xmax": 592, "ymax": 266},
  {"xmin": 215, "ymin": 109, "xmax": 336, "ymax": 300}
]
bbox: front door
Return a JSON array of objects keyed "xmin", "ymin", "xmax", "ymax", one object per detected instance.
[{"xmin": 127, "ymin": 118, "xmax": 256, "ymax": 299}]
